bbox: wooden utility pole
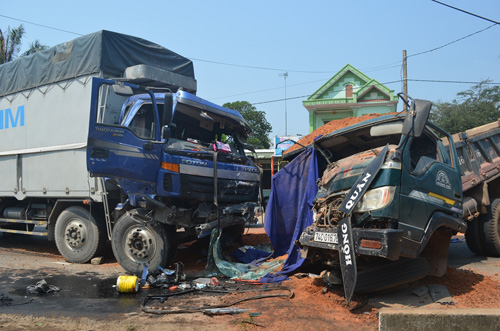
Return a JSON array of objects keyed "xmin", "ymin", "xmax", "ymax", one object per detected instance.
[{"xmin": 403, "ymin": 50, "xmax": 408, "ymax": 111}]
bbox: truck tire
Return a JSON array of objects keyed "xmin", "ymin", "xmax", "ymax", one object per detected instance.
[
  {"xmin": 355, "ymin": 257, "xmax": 430, "ymax": 293},
  {"xmin": 481, "ymin": 198, "xmax": 500, "ymax": 257},
  {"xmin": 111, "ymin": 210, "xmax": 175, "ymax": 276},
  {"xmin": 54, "ymin": 206, "xmax": 106, "ymax": 263},
  {"xmin": 465, "ymin": 217, "xmax": 485, "ymax": 255}
]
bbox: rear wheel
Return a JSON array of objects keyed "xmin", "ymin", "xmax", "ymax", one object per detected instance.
[
  {"xmin": 465, "ymin": 217, "xmax": 485, "ymax": 255},
  {"xmin": 111, "ymin": 209, "xmax": 176, "ymax": 276},
  {"xmin": 54, "ymin": 206, "xmax": 106, "ymax": 263},
  {"xmin": 480, "ymin": 198, "xmax": 500, "ymax": 257}
]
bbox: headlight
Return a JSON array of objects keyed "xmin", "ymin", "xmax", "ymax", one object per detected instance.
[{"xmin": 354, "ymin": 186, "xmax": 396, "ymax": 212}]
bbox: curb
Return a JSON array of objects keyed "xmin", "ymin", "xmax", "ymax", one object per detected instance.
[{"xmin": 379, "ymin": 308, "xmax": 500, "ymax": 330}]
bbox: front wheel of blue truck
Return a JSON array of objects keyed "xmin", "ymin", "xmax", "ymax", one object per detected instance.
[{"xmin": 111, "ymin": 209, "xmax": 176, "ymax": 276}]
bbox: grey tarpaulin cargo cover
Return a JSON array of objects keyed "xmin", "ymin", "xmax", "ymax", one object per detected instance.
[{"xmin": 0, "ymin": 30, "xmax": 195, "ymax": 97}]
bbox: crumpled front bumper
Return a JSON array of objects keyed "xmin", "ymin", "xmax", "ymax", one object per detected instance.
[{"xmin": 299, "ymin": 225, "xmax": 404, "ymax": 261}]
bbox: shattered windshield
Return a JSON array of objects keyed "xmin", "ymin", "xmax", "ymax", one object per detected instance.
[{"xmin": 165, "ymin": 98, "xmax": 248, "ymax": 156}]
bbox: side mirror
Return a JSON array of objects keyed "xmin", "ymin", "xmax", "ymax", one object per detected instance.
[
  {"xmin": 162, "ymin": 125, "xmax": 171, "ymax": 141},
  {"xmin": 162, "ymin": 93, "xmax": 173, "ymax": 126},
  {"xmin": 112, "ymin": 83, "xmax": 133, "ymax": 96},
  {"xmin": 402, "ymin": 98, "xmax": 432, "ymax": 137},
  {"xmin": 242, "ymin": 142, "xmax": 255, "ymax": 153}
]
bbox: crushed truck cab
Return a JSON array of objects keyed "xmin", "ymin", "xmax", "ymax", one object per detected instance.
[{"xmin": 298, "ymin": 96, "xmax": 466, "ymax": 301}]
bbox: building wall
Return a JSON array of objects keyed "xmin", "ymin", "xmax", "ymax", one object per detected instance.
[{"xmin": 303, "ymin": 65, "xmax": 397, "ymax": 133}]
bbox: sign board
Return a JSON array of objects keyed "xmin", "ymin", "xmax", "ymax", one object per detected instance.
[{"xmin": 274, "ymin": 136, "xmax": 301, "ymax": 156}]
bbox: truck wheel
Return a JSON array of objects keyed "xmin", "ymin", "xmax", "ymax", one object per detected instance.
[
  {"xmin": 111, "ymin": 210, "xmax": 175, "ymax": 276},
  {"xmin": 481, "ymin": 198, "xmax": 500, "ymax": 257},
  {"xmin": 54, "ymin": 206, "xmax": 106, "ymax": 263},
  {"xmin": 465, "ymin": 217, "xmax": 485, "ymax": 255},
  {"xmin": 355, "ymin": 257, "xmax": 430, "ymax": 293}
]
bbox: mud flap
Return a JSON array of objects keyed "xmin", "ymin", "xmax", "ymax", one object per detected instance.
[
  {"xmin": 338, "ymin": 216, "xmax": 357, "ymax": 304},
  {"xmin": 337, "ymin": 144, "xmax": 389, "ymax": 303}
]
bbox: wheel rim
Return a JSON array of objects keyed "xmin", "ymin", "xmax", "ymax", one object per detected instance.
[
  {"xmin": 123, "ymin": 225, "xmax": 157, "ymax": 264},
  {"xmin": 64, "ymin": 219, "xmax": 89, "ymax": 251}
]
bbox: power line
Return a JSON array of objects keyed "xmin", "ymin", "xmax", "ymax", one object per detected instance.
[
  {"xmin": 253, "ymin": 80, "xmax": 403, "ymax": 105},
  {"xmin": 409, "ymin": 79, "xmax": 500, "ymax": 85},
  {"xmin": 252, "ymin": 79, "xmax": 500, "ymax": 105},
  {"xmin": 407, "ymin": 23, "xmax": 497, "ymax": 58},
  {"xmin": 431, "ymin": 0, "xmax": 500, "ymax": 25},
  {"xmin": 0, "ymin": 14, "xmax": 83, "ymax": 36},
  {"xmin": 190, "ymin": 57, "xmax": 333, "ymax": 74},
  {"xmin": 210, "ymin": 78, "xmax": 330, "ymax": 100}
]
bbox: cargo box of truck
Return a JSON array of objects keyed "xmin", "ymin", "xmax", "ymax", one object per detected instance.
[{"xmin": 0, "ymin": 31, "xmax": 260, "ymax": 275}]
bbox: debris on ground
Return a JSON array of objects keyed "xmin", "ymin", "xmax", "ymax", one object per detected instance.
[
  {"xmin": 26, "ymin": 279, "xmax": 60, "ymax": 295},
  {"xmin": 145, "ymin": 262, "xmax": 186, "ymax": 289},
  {"xmin": 91, "ymin": 256, "xmax": 103, "ymax": 265},
  {"xmin": 203, "ymin": 307, "xmax": 251, "ymax": 315},
  {"xmin": 428, "ymin": 284, "xmax": 455, "ymax": 305},
  {"xmin": 141, "ymin": 282, "xmax": 293, "ymax": 315},
  {"xmin": 0, "ymin": 294, "xmax": 13, "ymax": 306}
]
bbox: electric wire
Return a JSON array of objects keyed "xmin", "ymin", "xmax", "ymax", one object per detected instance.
[
  {"xmin": 431, "ymin": 0, "xmax": 500, "ymax": 25},
  {"xmin": 0, "ymin": 14, "xmax": 83, "ymax": 36}
]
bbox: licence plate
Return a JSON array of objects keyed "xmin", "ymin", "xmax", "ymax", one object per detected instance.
[{"xmin": 314, "ymin": 231, "xmax": 338, "ymax": 244}]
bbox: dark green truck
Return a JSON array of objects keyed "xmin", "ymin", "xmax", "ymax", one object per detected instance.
[{"xmin": 298, "ymin": 95, "xmax": 500, "ymax": 302}]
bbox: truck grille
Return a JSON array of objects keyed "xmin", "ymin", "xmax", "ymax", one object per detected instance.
[{"xmin": 178, "ymin": 174, "xmax": 259, "ymax": 203}]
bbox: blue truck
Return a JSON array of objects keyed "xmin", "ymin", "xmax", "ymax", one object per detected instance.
[{"xmin": 0, "ymin": 31, "xmax": 261, "ymax": 275}]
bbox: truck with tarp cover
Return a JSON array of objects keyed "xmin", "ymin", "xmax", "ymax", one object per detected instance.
[{"xmin": 0, "ymin": 30, "xmax": 260, "ymax": 275}]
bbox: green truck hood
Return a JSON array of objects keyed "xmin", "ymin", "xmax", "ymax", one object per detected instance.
[{"xmin": 319, "ymin": 145, "xmax": 398, "ymax": 195}]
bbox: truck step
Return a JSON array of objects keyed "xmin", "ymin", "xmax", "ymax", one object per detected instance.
[
  {"xmin": 0, "ymin": 228, "xmax": 48, "ymax": 237},
  {"xmin": 0, "ymin": 218, "xmax": 48, "ymax": 226},
  {"xmin": 0, "ymin": 218, "xmax": 48, "ymax": 237}
]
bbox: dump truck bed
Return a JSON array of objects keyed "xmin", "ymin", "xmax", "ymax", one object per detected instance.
[{"xmin": 449, "ymin": 120, "xmax": 500, "ymax": 193}]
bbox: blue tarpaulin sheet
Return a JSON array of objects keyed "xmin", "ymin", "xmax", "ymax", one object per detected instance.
[{"xmin": 263, "ymin": 147, "xmax": 319, "ymax": 277}]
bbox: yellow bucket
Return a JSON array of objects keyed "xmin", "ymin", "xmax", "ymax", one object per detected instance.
[{"xmin": 116, "ymin": 275, "xmax": 139, "ymax": 293}]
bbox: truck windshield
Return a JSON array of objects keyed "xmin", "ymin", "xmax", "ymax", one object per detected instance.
[{"xmin": 167, "ymin": 101, "xmax": 246, "ymax": 156}]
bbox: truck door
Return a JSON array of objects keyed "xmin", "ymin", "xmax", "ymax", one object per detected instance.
[
  {"xmin": 86, "ymin": 79, "xmax": 162, "ymax": 185},
  {"xmin": 398, "ymin": 132, "xmax": 462, "ymax": 242}
]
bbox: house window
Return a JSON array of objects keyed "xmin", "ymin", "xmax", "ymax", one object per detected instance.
[{"xmin": 346, "ymin": 85, "xmax": 353, "ymax": 98}]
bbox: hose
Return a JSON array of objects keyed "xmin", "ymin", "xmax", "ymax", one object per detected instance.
[{"xmin": 141, "ymin": 286, "xmax": 293, "ymax": 315}]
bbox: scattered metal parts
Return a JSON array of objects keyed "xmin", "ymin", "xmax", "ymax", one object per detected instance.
[
  {"xmin": 26, "ymin": 279, "xmax": 60, "ymax": 295},
  {"xmin": 0, "ymin": 294, "xmax": 13, "ymax": 306},
  {"xmin": 1, "ymin": 293, "xmax": 33, "ymax": 306},
  {"xmin": 428, "ymin": 284, "xmax": 455, "ymax": 305},
  {"xmin": 203, "ymin": 307, "xmax": 251, "ymax": 315},
  {"xmin": 320, "ymin": 270, "xmax": 342, "ymax": 285},
  {"xmin": 412, "ymin": 285, "xmax": 429, "ymax": 297},
  {"xmin": 146, "ymin": 263, "xmax": 186, "ymax": 288}
]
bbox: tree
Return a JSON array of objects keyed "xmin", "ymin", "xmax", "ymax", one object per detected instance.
[
  {"xmin": 223, "ymin": 101, "xmax": 272, "ymax": 149},
  {"xmin": 22, "ymin": 40, "xmax": 49, "ymax": 56},
  {"xmin": 0, "ymin": 24, "xmax": 25, "ymax": 64},
  {"xmin": 430, "ymin": 80, "xmax": 500, "ymax": 134}
]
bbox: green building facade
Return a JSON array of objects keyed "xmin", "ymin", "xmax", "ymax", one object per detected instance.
[{"xmin": 303, "ymin": 64, "xmax": 398, "ymax": 133}]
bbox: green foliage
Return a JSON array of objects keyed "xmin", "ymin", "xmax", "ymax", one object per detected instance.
[
  {"xmin": 430, "ymin": 80, "xmax": 500, "ymax": 134},
  {"xmin": 22, "ymin": 40, "xmax": 49, "ymax": 56},
  {"xmin": 0, "ymin": 24, "xmax": 25, "ymax": 64},
  {"xmin": 223, "ymin": 101, "xmax": 272, "ymax": 149}
]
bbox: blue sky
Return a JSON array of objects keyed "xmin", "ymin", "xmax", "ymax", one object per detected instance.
[{"xmin": 2, "ymin": 0, "xmax": 499, "ymax": 140}]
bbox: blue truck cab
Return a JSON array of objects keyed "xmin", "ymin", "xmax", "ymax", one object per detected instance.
[{"xmin": 87, "ymin": 79, "xmax": 261, "ymax": 274}]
